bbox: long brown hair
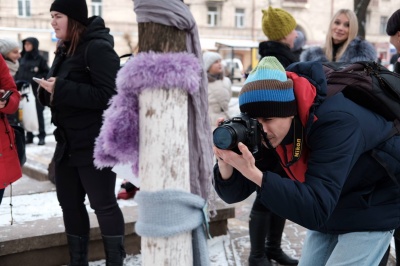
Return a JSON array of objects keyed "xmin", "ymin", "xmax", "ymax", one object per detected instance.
[
  {"xmin": 57, "ymin": 18, "xmax": 87, "ymax": 56},
  {"xmin": 324, "ymin": 9, "xmax": 358, "ymax": 61}
]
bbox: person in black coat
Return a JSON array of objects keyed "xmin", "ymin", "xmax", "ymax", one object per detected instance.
[
  {"xmin": 379, "ymin": 9, "xmax": 400, "ymax": 266},
  {"xmin": 14, "ymin": 37, "xmax": 49, "ymax": 145},
  {"xmin": 245, "ymin": 6, "xmax": 299, "ymax": 266},
  {"xmin": 37, "ymin": 0, "xmax": 126, "ymax": 265}
]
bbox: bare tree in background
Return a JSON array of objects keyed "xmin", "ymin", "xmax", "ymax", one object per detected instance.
[{"xmin": 354, "ymin": 0, "xmax": 371, "ymax": 39}]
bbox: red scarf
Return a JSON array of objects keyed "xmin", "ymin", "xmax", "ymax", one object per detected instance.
[{"xmin": 275, "ymin": 72, "xmax": 318, "ymax": 183}]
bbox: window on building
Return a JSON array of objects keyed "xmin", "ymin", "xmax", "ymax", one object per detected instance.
[
  {"xmin": 92, "ymin": 0, "xmax": 102, "ymax": 17},
  {"xmin": 380, "ymin": 16, "xmax": 388, "ymax": 34},
  {"xmin": 207, "ymin": 6, "xmax": 219, "ymax": 27},
  {"xmin": 18, "ymin": 0, "xmax": 31, "ymax": 17},
  {"xmin": 235, "ymin": 8, "xmax": 245, "ymax": 28}
]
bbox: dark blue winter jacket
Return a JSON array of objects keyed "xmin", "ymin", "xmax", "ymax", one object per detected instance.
[{"xmin": 213, "ymin": 61, "xmax": 400, "ymax": 234}]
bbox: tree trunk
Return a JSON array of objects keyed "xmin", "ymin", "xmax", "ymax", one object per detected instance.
[
  {"xmin": 138, "ymin": 22, "xmax": 191, "ymax": 266},
  {"xmin": 138, "ymin": 23, "xmax": 186, "ymax": 53},
  {"xmin": 354, "ymin": 0, "xmax": 371, "ymax": 39}
]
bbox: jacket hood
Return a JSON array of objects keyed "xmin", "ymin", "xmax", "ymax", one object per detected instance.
[
  {"xmin": 82, "ymin": 16, "xmax": 114, "ymax": 47},
  {"xmin": 21, "ymin": 37, "xmax": 40, "ymax": 57},
  {"xmin": 287, "ymin": 60, "xmax": 327, "ymax": 100}
]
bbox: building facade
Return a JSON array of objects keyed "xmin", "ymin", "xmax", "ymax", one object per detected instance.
[{"xmin": 0, "ymin": 0, "xmax": 397, "ymax": 69}]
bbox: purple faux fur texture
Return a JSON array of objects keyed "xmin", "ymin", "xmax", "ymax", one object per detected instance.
[{"xmin": 94, "ymin": 52, "xmax": 202, "ymax": 175}]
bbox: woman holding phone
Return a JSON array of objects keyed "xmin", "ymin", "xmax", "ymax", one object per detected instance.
[{"xmin": 36, "ymin": 0, "xmax": 126, "ymax": 264}]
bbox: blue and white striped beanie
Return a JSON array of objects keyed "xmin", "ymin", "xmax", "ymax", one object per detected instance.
[{"xmin": 239, "ymin": 56, "xmax": 297, "ymax": 118}]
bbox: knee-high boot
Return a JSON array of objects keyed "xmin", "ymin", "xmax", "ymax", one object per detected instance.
[
  {"xmin": 248, "ymin": 210, "xmax": 272, "ymax": 266},
  {"xmin": 265, "ymin": 213, "xmax": 298, "ymax": 265},
  {"xmin": 102, "ymin": 235, "xmax": 126, "ymax": 266},
  {"xmin": 66, "ymin": 234, "xmax": 89, "ymax": 266}
]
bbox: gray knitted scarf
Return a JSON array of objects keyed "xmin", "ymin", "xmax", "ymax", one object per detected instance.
[
  {"xmin": 134, "ymin": 0, "xmax": 214, "ymax": 200},
  {"xmin": 135, "ymin": 190, "xmax": 210, "ymax": 266}
]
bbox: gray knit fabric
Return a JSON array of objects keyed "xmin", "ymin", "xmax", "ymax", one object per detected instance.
[
  {"xmin": 134, "ymin": 0, "xmax": 214, "ymax": 201},
  {"xmin": 135, "ymin": 190, "xmax": 210, "ymax": 266}
]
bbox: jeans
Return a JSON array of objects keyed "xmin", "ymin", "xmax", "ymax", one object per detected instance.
[{"xmin": 299, "ymin": 229, "xmax": 393, "ymax": 266}]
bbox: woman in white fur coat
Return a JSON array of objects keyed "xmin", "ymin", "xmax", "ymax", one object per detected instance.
[{"xmin": 203, "ymin": 51, "xmax": 232, "ymax": 130}]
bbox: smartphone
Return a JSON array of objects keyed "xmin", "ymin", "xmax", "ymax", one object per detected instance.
[
  {"xmin": 0, "ymin": 90, "xmax": 13, "ymax": 101},
  {"xmin": 32, "ymin": 77, "xmax": 42, "ymax": 83}
]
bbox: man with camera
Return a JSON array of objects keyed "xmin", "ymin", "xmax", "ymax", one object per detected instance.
[{"xmin": 213, "ymin": 56, "xmax": 400, "ymax": 265}]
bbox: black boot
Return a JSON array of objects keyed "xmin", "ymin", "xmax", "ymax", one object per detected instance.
[
  {"xmin": 265, "ymin": 214, "xmax": 298, "ymax": 265},
  {"xmin": 38, "ymin": 137, "xmax": 45, "ymax": 145},
  {"xmin": 66, "ymin": 234, "xmax": 89, "ymax": 266},
  {"xmin": 102, "ymin": 235, "xmax": 126, "ymax": 266},
  {"xmin": 25, "ymin": 132, "xmax": 34, "ymax": 144},
  {"xmin": 248, "ymin": 210, "xmax": 272, "ymax": 266}
]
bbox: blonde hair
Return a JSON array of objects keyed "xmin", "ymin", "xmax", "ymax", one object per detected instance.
[{"xmin": 324, "ymin": 9, "xmax": 358, "ymax": 61}]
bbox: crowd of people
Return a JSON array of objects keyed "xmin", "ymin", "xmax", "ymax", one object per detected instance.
[{"xmin": 1, "ymin": 0, "xmax": 400, "ymax": 265}]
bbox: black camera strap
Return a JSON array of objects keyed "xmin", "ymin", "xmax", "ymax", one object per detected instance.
[{"xmin": 285, "ymin": 117, "xmax": 304, "ymax": 167}]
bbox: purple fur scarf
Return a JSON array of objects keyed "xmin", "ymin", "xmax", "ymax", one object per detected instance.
[{"xmin": 94, "ymin": 52, "xmax": 202, "ymax": 180}]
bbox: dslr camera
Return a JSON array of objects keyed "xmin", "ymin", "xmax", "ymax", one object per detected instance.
[{"xmin": 213, "ymin": 113, "xmax": 262, "ymax": 155}]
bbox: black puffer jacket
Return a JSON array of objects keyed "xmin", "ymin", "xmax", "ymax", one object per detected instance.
[
  {"xmin": 15, "ymin": 37, "xmax": 49, "ymax": 91},
  {"xmin": 38, "ymin": 16, "xmax": 119, "ymax": 166}
]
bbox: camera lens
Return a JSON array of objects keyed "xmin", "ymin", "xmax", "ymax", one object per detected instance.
[{"xmin": 213, "ymin": 123, "xmax": 248, "ymax": 150}]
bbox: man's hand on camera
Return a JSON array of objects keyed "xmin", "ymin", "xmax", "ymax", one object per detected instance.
[{"xmin": 214, "ymin": 142, "xmax": 263, "ymax": 187}]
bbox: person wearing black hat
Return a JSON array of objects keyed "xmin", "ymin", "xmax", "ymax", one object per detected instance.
[{"xmin": 36, "ymin": 0, "xmax": 126, "ymax": 265}]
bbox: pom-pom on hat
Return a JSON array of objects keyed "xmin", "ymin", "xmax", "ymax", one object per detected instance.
[
  {"xmin": 239, "ymin": 56, "xmax": 297, "ymax": 118},
  {"xmin": 50, "ymin": 0, "xmax": 88, "ymax": 26},
  {"xmin": 262, "ymin": 6, "xmax": 297, "ymax": 41},
  {"xmin": 0, "ymin": 39, "xmax": 20, "ymax": 57},
  {"xmin": 386, "ymin": 9, "xmax": 400, "ymax": 36},
  {"xmin": 202, "ymin": 51, "xmax": 222, "ymax": 71}
]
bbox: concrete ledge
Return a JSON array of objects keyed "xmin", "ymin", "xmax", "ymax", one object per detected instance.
[
  {"xmin": 0, "ymin": 200, "xmax": 234, "ymax": 266},
  {"xmin": 22, "ymin": 159, "xmax": 49, "ymax": 182}
]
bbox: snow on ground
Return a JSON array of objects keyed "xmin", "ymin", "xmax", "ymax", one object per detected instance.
[{"xmin": 0, "ymin": 168, "xmax": 233, "ymax": 265}]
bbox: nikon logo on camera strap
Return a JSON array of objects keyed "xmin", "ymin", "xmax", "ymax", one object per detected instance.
[{"xmin": 285, "ymin": 117, "xmax": 303, "ymax": 167}]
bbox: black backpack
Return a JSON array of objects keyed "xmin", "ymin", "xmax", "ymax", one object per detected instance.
[{"xmin": 322, "ymin": 61, "xmax": 400, "ymax": 123}]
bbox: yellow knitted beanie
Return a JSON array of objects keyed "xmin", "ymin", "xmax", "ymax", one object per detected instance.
[{"xmin": 262, "ymin": 6, "xmax": 297, "ymax": 41}]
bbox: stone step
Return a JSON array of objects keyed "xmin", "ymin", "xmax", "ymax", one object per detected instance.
[{"xmin": 0, "ymin": 199, "xmax": 234, "ymax": 266}]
